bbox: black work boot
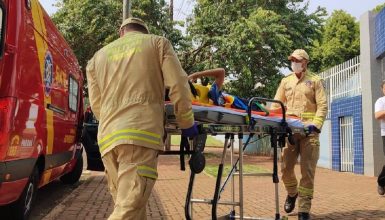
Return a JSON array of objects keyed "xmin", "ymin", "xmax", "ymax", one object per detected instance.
[
  {"xmin": 298, "ymin": 212, "xmax": 310, "ymax": 220},
  {"xmin": 284, "ymin": 193, "xmax": 298, "ymax": 213}
]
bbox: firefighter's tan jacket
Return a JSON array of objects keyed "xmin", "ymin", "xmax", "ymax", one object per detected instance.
[
  {"xmin": 86, "ymin": 31, "xmax": 194, "ymax": 156},
  {"xmin": 271, "ymin": 71, "xmax": 328, "ymax": 129}
]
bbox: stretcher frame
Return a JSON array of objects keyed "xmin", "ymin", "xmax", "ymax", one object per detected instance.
[{"xmin": 163, "ymin": 97, "xmax": 305, "ymax": 220}]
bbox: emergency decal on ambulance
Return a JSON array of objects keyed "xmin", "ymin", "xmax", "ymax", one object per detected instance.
[
  {"xmin": 44, "ymin": 51, "xmax": 54, "ymax": 96},
  {"xmin": 54, "ymin": 66, "xmax": 68, "ymax": 88},
  {"xmin": 21, "ymin": 138, "xmax": 34, "ymax": 147},
  {"xmin": 31, "ymin": 0, "xmax": 55, "ymax": 184},
  {"xmin": 7, "ymin": 135, "xmax": 20, "ymax": 157},
  {"xmin": 64, "ymin": 135, "xmax": 75, "ymax": 144}
]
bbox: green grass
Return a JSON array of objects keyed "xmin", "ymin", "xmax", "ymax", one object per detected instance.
[
  {"xmin": 171, "ymin": 135, "xmax": 223, "ymax": 147},
  {"xmin": 204, "ymin": 164, "xmax": 271, "ymax": 177}
]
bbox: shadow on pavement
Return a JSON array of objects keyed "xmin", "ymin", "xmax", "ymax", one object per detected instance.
[
  {"xmin": 147, "ymin": 189, "xmax": 168, "ymax": 219},
  {"xmin": 0, "ymin": 179, "xmax": 83, "ymax": 220},
  {"xmin": 30, "ymin": 180, "xmax": 83, "ymax": 220}
]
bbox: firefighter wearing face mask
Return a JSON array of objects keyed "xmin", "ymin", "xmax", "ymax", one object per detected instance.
[{"xmin": 270, "ymin": 49, "xmax": 327, "ymax": 220}]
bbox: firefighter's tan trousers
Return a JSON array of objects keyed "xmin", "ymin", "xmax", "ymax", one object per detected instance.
[
  {"xmin": 102, "ymin": 144, "xmax": 158, "ymax": 220},
  {"xmin": 281, "ymin": 134, "xmax": 319, "ymax": 213}
]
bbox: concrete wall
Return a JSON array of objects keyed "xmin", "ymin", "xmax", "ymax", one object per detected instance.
[
  {"xmin": 319, "ymin": 120, "xmax": 331, "ymax": 169},
  {"xmin": 360, "ymin": 11, "xmax": 385, "ymax": 176}
]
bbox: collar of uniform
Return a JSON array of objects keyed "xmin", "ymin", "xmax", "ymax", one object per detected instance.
[{"xmin": 292, "ymin": 70, "xmax": 308, "ymax": 83}]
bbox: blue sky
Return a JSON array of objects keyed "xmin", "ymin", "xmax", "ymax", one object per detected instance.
[
  {"xmin": 306, "ymin": 0, "xmax": 385, "ymax": 19},
  {"xmin": 40, "ymin": 0, "xmax": 385, "ymax": 20}
]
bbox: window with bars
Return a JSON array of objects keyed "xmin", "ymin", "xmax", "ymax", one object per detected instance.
[{"xmin": 339, "ymin": 116, "xmax": 354, "ymax": 172}]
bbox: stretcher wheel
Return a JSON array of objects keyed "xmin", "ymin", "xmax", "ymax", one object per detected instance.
[{"xmin": 189, "ymin": 152, "xmax": 206, "ymax": 174}]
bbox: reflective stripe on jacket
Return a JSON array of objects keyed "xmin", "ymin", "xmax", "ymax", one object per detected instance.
[
  {"xmin": 86, "ymin": 32, "xmax": 194, "ymax": 156},
  {"xmin": 271, "ymin": 71, "xmax": 328, "ymax": 129}
]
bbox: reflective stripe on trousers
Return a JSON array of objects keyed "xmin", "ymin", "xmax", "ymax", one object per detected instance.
[
  {"xmin": 281, "ymin": 134, "xmax": 320, "ymax": 213},
  {"xmin": 102, "ymin": 144, "xmax": 158, "ymax": 220}
]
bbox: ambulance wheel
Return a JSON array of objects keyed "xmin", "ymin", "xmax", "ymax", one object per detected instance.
[
  {"xmin": 12, "ymin": 166, "xmax": 39, "ymax": 220},
  {"xmin": 60, "ymin": 156, "xmax": 83, "ymax": 184}
]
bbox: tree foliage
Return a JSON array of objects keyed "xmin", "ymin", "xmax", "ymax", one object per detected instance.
[
  {"xmin": 52, "ymin": 0, "xmax": 184, "ymax": 73},
  {"xmin": 373, "ymin": 3, "xmax": 385, "ymax": 13},
  {"xmin": 309, "ymin": 10, "xmax": 360, "ymax": 72},
  {"xmin": 52, "ymin": 0, "xmax": 327, "ymax": 99},
  {"xmin": 52, "ymin": 0, "xmax": 120, "ymax": 73},
  {"xmin": 181, "ymin": 0, "xmax": 326, "ymax": 98}
]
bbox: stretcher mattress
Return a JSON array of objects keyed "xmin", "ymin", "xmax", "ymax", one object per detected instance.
[{"xmin": 165, "ymin": 103, "xmax": 304, "ymax": 134}]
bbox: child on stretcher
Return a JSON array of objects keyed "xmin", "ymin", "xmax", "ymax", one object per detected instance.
[{"xmin": 188, "ymin": 68, "xmax": 264, "ymax": 111}]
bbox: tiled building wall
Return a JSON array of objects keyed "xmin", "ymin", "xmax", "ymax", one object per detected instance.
[
  {"xmin": 331, "ymin": 95, "xmax": 364, "ymax": 174},
  {"xmin": 375, "ymin": 7, "xmax": 385, "ymax": 58}
]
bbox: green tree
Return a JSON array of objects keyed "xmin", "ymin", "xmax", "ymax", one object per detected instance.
[
  {"xmin": 52, "ymin": 0, "xmax": 186, "ymax": 97},
  {"xmin": 52, "ymin": 0, "xmax": 184, "ymax": 73},
  {"xmin": 52, "ymin": 0, "xmax": 326, "ymax": 99},
  {"xmin": 52, "ymin": 0, "xmax": 120, "ymax": 74},
  {"xmin": 182, "ymin": 0, "xmax": 326, "ymax": 98},
  {"xmin": 309, "ymin": 10, "xmax": 360, "ymax": 72},
  {"xmin": 373, "ymin": 3, "xmax": 385, "ymax": 13}
]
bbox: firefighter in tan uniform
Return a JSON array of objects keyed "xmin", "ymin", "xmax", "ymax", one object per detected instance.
[
  {"xmin": 86, "ymin": 18, "xmax": 198, "ymax": 220},
  {"xmin": 271, "ymin": 49, "xmax": 327, "ymax": 220}
]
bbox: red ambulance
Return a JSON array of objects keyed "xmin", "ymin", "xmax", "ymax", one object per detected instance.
[{"xmin": 0, "ymin": 0, "xmax": 84, "ymax": 219}]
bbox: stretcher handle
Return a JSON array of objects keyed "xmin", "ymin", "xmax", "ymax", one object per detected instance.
[
  {"xmin": 254, "ymin": 101, "xmax": 270, "ymax": 116},
  {"xmin": 247, "ymin": 97, "xmax": 286, "ymax": 122}
]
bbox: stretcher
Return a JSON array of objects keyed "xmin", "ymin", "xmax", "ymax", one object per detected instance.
[{"xmin": 164, "ymin": 97, "xmax": 309, "ymax": 220}]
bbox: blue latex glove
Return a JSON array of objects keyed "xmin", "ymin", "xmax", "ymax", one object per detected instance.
[
  {"xmin": 305, "ymin": 125, "xmax": 320, "ymax": 134},
  {"xmin": 181, "ymin": 123, "xmax": 199, "ymax": 138}
]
